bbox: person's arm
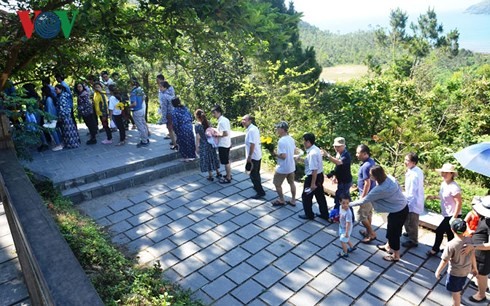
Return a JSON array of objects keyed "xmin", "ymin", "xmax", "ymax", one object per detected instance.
[
  {"xmin": 345, "ymin": 220, "xmax": 351, "ymax": 237},
  {"xmin": 247, "ymin": 142, "xmax": 255, "ymax": 163},
  {"xmin": 453, "ymin": 193, "xmax": 463, "ymax": 219},
  {"xmin": 472, "ymin": 252, "xmax": 479, "ymax": 277},
  {"xmin": 324, "ymin": 152, "xmax": 343, "ymax": 166},
  {"xmin": 310, "ymin": 169, "xmax": 318, "ymax": 191},
  {"xmin": 435, "ymin": 259, "xmax": 448, "ymax": 279},
  {"xmin": 195, "ymin": 131, "xmax": 200, "ymax": 154},
  {"xmin": 361, "ymin": 178, "xmax": 371, "ymax": 198},
  {"xmin": 463, "ymin": 241, "xmax": 490, "ymax": 254}
]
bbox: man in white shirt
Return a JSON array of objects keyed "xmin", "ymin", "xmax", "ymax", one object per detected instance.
[
  {"xmin": 242, "ymin": 115, "xmax": 265, "ymax": 199},
  {"xmin": 299, "ymin": 133, "xmax": 329, "ymax": 220},
  {"xmin": 211, "ymin": 105, "xmax": 232, "ymax": 183},
  {"xmin": 272, "ymin": 121, "xmax": 296, "ymax": 206},
  {"xmin": 402, "ymin": 152, "xmax": 425, "ymax": 248}
]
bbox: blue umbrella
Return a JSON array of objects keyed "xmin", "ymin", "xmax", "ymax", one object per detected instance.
[{"xmin": 454, "ymin": 142, "xmax": 490, "ymax": 177}]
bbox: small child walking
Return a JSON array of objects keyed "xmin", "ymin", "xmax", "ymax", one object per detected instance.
[
  {"xmin": 338, "ymin": 194, "xmax": 356, "ymax": 258},
  {"xmin": 435, "ymin": 218, "xmax": 477, "ymax": 306}
]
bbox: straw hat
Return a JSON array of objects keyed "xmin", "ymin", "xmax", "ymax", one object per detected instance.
[
  {"xmin": 435, "ymin": 163, "xmax": 458, "ymax": 176},
  {"xmin": 473, "ymin": 196, "xmax": 490, "ymax": 218}
]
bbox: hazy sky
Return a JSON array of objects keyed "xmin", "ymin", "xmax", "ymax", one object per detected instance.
[{"xmin": 290, "ymin": 0, "xmax": 482, "ymax": 32}]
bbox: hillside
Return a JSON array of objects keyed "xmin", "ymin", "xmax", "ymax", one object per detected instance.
[{"xmin": 465, "ymin": 0, "xmax": 490, "ymax": 14}]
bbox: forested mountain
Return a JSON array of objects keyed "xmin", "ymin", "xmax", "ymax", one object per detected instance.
[
  {"xmin": 465, "ymin": 0, "xmax": 490, "ymax": 14},
  {"xmin": 298, "ymin": 21, "xmax": 388, "ymax": 67}
]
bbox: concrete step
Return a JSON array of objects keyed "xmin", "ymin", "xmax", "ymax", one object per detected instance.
[
  {"xmin": 55, "ymin": 133, "xmax": 245, "ymax": 192},
  {"xmin": 63, "ymin": 144, "xmax": 245, "ymax": 204}
]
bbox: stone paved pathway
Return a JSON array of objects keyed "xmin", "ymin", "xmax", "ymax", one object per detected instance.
[
  {"xmin": 78, "ymin": 160, "xmax": 488, "ymax": 306},
  {"xmin": 0, "ymin": 203, "xmax": 30, "ymax": 306}
]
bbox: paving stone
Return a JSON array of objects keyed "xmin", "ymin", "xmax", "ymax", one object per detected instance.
[
  {"xmin": 127, "ymin": 212, "xmax": 153, "ymax": 226},
  {"xmin": 0, "ymin": 259, "xmax": 22, "ymax": 284},
  {"xmin": 353, "ymin": 292, "xmax": 385, "ymax": 306},
  {"xmin": 187, "ymin": 207, "xmax": 213, "ymax": 223},
  {"xmin": 166, "ymin": 206, "xmax": 192, "ymax": 221},
  {"xmin": 178, "ymin": 271, "xmax": 209, "ymax": 293},
  {"xmin": 125, "ymin": 235, "xmax": 153, "ymax": 254},
  {"xmin": 258, "ymin": 282, "xmax": 295, "ymax": 305},
  {"xmin": 283, "ymin": 227, "xmax": 311, "ymax": 244},
  {"xmin": 167, "ymin": 216, "xmax": 194, "ymax": 232},
  {"xmin": 259, "ymin": 225, "xmax": 288, "ymax": 242},
  {"xmin": 147, "ymin": 226, "xmax": 174, "ymax": 243},
  {"xmin": 202, "ymin": 275, "xmax": 237, "ymax": 300},
  {"xmin": 289, "ymin": 285, "xmax": 324, "ymax": 306},
  {"xmin": 173, "ymin": 256, "xmax": 205, "ymax": 277},
  {"xmin": 253, "ymin": 214, "xmax": 280, "ymax": 229},
  {"xmin": 0, "ymin": 279, "xmax": 29, "ymax": 306},
  {"xmin": 183, "ymin": 189, "xmax": 208, "ymax": 201},
  {"xmin": 280, "ymin": 267, "xmax": 313, "ymax": 291},
  {"xmin": 125, "ymin": 224, "xmax": 153, "ymax": 240},
  {"xmin": 308, "ymin": 229, "xmax": 336, "ymax": 248},
  {"xmin": 164, "ymin": 187, "xmax": 187, "ymax": 199},
  {"xmin": 299, "ymin": 255, "xmax": 330, "ymax": 277},
  {"xmin": 318, "ymin": 289, "xmax": 353, "ymax": 306},
  {"xmin": 424, "ymin": 256, "xmax": 441, "ymax": 272},
  {"xmin": 230, "ymin": 212, "xmax": 257, "ymax": 227},
  {"xmin": 226, "ymin": 262, "xmax": 258, "ymax": 285},
  {"xmin": 194, "ymin": 245, "xmax": 227, "ymax": 264},
  {"xmin": 129, "ymin": 191, "xmax": 153, "ymax": 204},
  {"xmin": 231, "ymin": 278, "xmax": 265, "ymax": 304},
  {"xmin": 146, "ymin": 239, "xmax": 177, "ymax": 258},
  {"xmin": 253, "ymin": 265, "xmax": 286, "ymax": 288},
  {"xmin": 156, "ymin": 252, "xmax": 180, "ymax": 269},
  {"xmin": 146, "ymin": 194, "xmax": 171, "ymax": 207},
  {"xmin": 265, "ymin": 237, "xmax": 295, "ymax": 257},
  {"xmin": 189, "ymin": 219, "xmax": 216, "ymax": 234},
  {"xmin": 411, "ymin": 267, "xmax": 438, "ymax": 289},
  {"xmin": 309, "ymin": 269, "xmax": 342, "ymax": 295},
  {"xmin": 212, "ymin": 221, "xmax": 240, "ymax": 236},
  {"xmin": 86, "ymin": 206, "xmax": 114, "ymax": 220},
  {"xmin": 383, "ymin": 264, "xmax": 413, "ymax": 285},
  {"xmin": 109, "ymin": 198, "xmax": 134, "ymax": 211},
  {"xmin": 326, "ymin": 258, "xmax": 358, "ymax": 279},
  {"xmin": 425, "ymin": 283, "xmax": 453, "ymax": 306},
  {"xmin": 235, "ymin": 222, "xmax": 264, "ymax": 239},
  {"xmin": 168, "ymin": 228, "xmax": 198, "ymax": 246},
  {"xmin": 185, "ymin": 199, "xmax": 209, "ymax": 212},
  {"xmin": 213, "ymin": 294, "xmax": 241, "ymax": 306},
  {"xmin": 273, "ymin": 252, "xmax": 304, "ymax": 273},
  {"xmin": 193, "ymin": 230, "xmax": 222, "ymax": 248},
  {"xmin": 241, "ymin": 236, "xmax": 270, "ymax": 256},
  {"xmin": 220, "ymin": 247, "xmax": 251, "ymax": 267},
  {"xmin": 396, "ymin": 280, "xmax": 430, "ymax": 306},
  {"xmin": 107, "ymin": 209, "xmax": 133, "ymax": 224},
  {"xmin": 209, "ymin": 210, "xmax": 235, "ymax": 225},
  {"xmin": 368, "ymin": 275, "xmax": 399, "ymax": 302},
  {"xmin": 291, "ymin": 240, "xmax": 321, "ymax": 260},
  {"xmin": 216, "ymin": 233, "xmax": 245, "ymax": 251},
  {"xmin": 199, "ymin": 259, "xmax": 231, "ymax": 281},
  {"xmin": 162, "ymin": 267, "xmax": 182, "ymax": 282},
  {"xmin": 337, "ymin": 274, "xmax": 370, "ymax": 299},
  {"xmin": 111, "ymin": 233, "xmax": 131, "ymax": 245},
  {"xmin": 398, "ymin": 251, "xmax": 426, "ymax": 271},
  {"xmin": 146, "ymin": 215, "xmax": 173, "ymax": 231},
  {"xmin": 128, "ymin": 202, "xmax": 153, "ymax": 215},
  {"xmin": 353, "ymin": 260, "xmax": 385, "ymax": 283},
  {"xmin": 202, "ymin": 193, "xmax": 223, "ymax": 204},
  {"xmin": 172, "ymin": 241, "xmax": 201, "ymax": 260},
  {"xmin": 246, "ymin": 249, "xmax": 277, "ymax": 270}
]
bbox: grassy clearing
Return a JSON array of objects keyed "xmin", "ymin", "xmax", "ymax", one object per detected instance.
[{"xmin": 320, "ymin": 64, "xmax": 369, "ymax": 82}]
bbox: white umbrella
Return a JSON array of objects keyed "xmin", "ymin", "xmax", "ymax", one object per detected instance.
[{"xmin": 454, "ymin": 142, "xmax": 490, "ymax": 177}]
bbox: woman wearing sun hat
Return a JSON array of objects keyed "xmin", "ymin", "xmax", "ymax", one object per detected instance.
[{"xmin": 427, "ymin": 163, "xmax": 463, "ymax": 256}]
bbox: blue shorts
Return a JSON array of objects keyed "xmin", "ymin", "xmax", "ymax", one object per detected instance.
[
  {"xmin": 445, "ymin": 274, "xmax": 467, "ymax": 292},
  {"xmin": 339, "ymin": 227, "xmax": 352, "ymax": 243}
]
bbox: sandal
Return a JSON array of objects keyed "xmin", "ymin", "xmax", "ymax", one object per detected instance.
[
  {"xmin": 468, "ymin": 295, "xmax": 487, "ymax": 303},
  {"xmin": 377, "ymin": 244, "xmax": 393, "ymax": 254},
  {"xmin": 170, "ymin": 145, "xmax": 179, "ymax": 150},
  {"xmin": 271, "ymin": 200, "xmax": 285, "ymax": 207},
  {"xmin": 216, "ymin": 173, "xmax": 223, "ymax": 178},
  {"xmin": 426, "ymin": 250, "xmax": 438, "ymax": 257},
  {"xmin": 219, "ymin": 178, "xmax": 231, "ymax": 184},
  {"xmin": 359, "ymin": 230, "xmax": 368, "ymax": 237},
  {"xmin": 286, "ymin": 201, "xmax": 296, "ymax": 207},
  {"xmin": 207, "ymin": 177, "xmax": 214, "ymax": 181},
  {"xmin": 383, "ymin": 255, "xmax": 399, "ymax": 262},
  {"xmin": 361, "ymin": 236, "xmax": 376, "ymax": 244},
  {"xmin": 338, "ymin": 251, "xmax": 349, "ymax": 258}
]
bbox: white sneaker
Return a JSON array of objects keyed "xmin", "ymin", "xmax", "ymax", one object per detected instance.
[
  {"xmin": 101, "ymin": 139, "xmax": 113, "ymax": 144},
  {"xmin": 52, "ymin": 145, "xmax": 63, "ymax": 151}
]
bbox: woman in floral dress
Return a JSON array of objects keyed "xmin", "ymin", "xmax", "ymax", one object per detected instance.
[
  {"xmin": 171, "ymin": 97, "xmax": 196, "ymax": 161},
  {"xmin": 55, "ymin": 84, "xmax": 80, "ymax": 149},
  {"xmin": 194, "ymin": 109, "xmax": 221, "ymax": 180}
]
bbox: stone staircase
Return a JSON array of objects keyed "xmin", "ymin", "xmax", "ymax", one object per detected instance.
[{"xmin": 55, "ymin": 132, "xmax": 246, "ymax": 204}]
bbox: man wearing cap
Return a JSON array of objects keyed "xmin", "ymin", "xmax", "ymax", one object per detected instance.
[
  {"xmin": 271, "ymin": 121, "xmax": 296, "ymax": 206},
  {"xmin": 299, "ymin": 133, "xmax": 329, "ymax": 220},
  {"xmin": 242, "ymin": 114, "xmax": 266, "ymax": 199},
  {"xmin": 324, "ymin": 137, "xmax": 353, "ymax": 212},
  {"xmin": 402, "ymin": 153, "xmax": 425, "ymax": 248}
]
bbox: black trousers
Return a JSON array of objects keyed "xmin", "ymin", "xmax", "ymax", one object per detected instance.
[
  {"xmin": 100, "ymin": 116, "xmax": 112, "ymax": 140},
  {"xmin": 250, "ymin": 159, "xmax": 265, "ymax": 195},
  {"xmin": 82, "ymin": 114, "xmax": 98, "ymax": 140},
  {"xmin": 432, "ymin": 215, "xmax": 460, "ymax": 253},
  {"xmin": 302, "ymin": 174, "xmax": 329, "ymax": 218},
  {"xmin": 113, "ymin": 114, "xmax": 125, "ymax": 142},
  {"xmin": 386, "ymin": 205, "xmax": 409, "ymax": 251}
]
